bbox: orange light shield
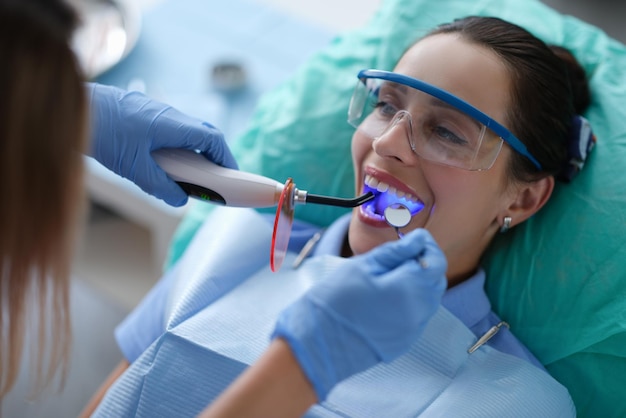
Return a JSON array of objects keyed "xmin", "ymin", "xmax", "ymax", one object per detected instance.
[{"xmin": 270, "ymin": 178, "xmax": 295, "ymax": 272}]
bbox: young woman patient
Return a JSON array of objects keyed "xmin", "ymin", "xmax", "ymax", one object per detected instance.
[{"xmin": 82, "ymin": 16, "xmax": 593, "ymax": 417}]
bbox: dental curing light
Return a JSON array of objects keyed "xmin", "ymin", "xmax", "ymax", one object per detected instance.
[
  {"xmin": 152, "ymin": 148, "xmax": 374, "ymax": 209},
  {"xmin": 153, "ymin": 148, "xmax": 374, "ymax": 272}
]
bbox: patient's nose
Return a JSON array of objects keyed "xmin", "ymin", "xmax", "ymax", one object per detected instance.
[{"xmin": 372, "ymin": 111, "xmax": 417, "ymax": 164}]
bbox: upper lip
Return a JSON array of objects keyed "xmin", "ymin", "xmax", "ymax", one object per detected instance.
[{"xmin": 363, "ymin": 166, "xmax": 422, "ymax": 203}]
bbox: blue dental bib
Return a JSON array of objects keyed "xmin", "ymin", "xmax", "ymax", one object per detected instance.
[{"xmin": 94, "ymin": 207, "xmax": 574, "ymax": 417}]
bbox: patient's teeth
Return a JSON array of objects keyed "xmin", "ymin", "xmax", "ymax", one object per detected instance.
[
  {"xmin": 363, "ymin": 175, "xmax": 422, "ymax": 208},
  {"xmin": 376, "ymin": 181, "xmax": 389, "ymax": 192}
]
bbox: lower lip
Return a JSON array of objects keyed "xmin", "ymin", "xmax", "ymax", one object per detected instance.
[{"xmin": 357, "ymin": 205, "xmax": 390, "ymax": 228}]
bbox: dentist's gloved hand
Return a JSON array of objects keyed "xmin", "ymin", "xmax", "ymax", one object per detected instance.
[
  {"xmin": 272, "ymin": 229, "xmax": 447, "ymax": 401},
  {"xmin": 87, "ymin": 82, "xmax": 238, "ymax": 206}
]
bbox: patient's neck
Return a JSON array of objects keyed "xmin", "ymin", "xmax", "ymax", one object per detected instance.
[{"xmin": 340, "ymin": 233, "xmax": 353, "ymax": 258}]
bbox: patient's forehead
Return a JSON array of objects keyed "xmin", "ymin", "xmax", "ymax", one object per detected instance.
[{"xmin": 394, "ymin": 33, "xmax": 512, "ymax": 127}]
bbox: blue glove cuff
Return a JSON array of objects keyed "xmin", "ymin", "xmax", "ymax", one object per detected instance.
[{"xmin": 272, "ymin": 296, "xmax": 379, "ymax": 401}]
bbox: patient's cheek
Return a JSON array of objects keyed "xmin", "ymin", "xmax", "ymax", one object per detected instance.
[{"xmin": 352, "ymin": 131, "xmax": 373, "ymax": 163}]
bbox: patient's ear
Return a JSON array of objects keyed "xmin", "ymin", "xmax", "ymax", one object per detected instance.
[{"xmin": 506, "ymin": 176, "xmax": 555, "ymax": 227}]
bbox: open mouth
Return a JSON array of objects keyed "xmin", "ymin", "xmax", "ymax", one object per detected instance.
[{"xmin": 361, "ymin": 175, "xmax": 425, "ymax": 221}]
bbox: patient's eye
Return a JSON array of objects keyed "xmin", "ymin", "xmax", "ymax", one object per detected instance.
[
  {"xmin": 431, "ymin": 124, "xmax": 468, "ymax": 146},
  {"xmin": 374, "ymin": 101, "xmax": 398, "ymax": 118}
]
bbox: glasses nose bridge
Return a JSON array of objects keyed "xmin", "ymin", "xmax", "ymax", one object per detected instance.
[{"xmin": 373, "ymin": 110, "xmax": 417, "ymax": 154}]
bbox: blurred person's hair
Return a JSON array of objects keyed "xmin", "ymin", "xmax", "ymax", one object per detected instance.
[{"xmin": 0, "ymin": 0, "xmax": 87, "ymax": 397}]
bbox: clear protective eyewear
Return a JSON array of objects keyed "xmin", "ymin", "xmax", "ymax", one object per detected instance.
[{"xmin": 348, "ymin": 69, "xmax": 541, "ymax": 171}]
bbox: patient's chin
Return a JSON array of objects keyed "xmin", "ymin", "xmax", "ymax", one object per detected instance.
[{"xmin": 348, "ymin": 216, "xmax": 392, "ymax": 256}]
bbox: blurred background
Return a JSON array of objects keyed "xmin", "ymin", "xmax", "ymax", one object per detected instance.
[{"xmin": 3, "ymin": 0, "xmax": 624, "ymax": 416}]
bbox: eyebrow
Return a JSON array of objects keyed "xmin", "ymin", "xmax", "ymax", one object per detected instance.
[
  {"xmin": 384, "ymin": 81, "xmax": 483, "ymax": 130},
  {"xmin": 429, "ymin": 97, "xmax": 484, "ymax": 130}
]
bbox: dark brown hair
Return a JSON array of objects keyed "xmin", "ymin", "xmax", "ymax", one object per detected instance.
[
  {"xmin": 0, "ymin": 0, "xmax": 87, "ymax": 397},
  {"xmin": 428, "ymin": 16, "xmax": 591, "ymax": 182}
]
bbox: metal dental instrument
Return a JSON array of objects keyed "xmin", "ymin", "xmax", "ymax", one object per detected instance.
[
  {"xmin": 152, "ymin": 148, "xmax": 374, "ymax": 209},
  {"xmin": 292, "ymin": 231, "xmax": 323, "ymax": 269},
  {"xmin": 384, "ymin": 203, "xmax": 428, "ymax": 267},
  {"xmin": 384, "ymin": 203, "xmax": 412, "ymax": 238},
  {"xmin": 467, "ymin": 321, "xmax": 510, "ymax": 354}
]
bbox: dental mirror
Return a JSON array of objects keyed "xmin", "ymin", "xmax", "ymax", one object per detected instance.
[
  {"xmin": 384, "ymin": 203, "xmax": 411, "ymax": 238},
  {"xmin": 384, "ymin": 203, "xmax": 429, "ymax": 267}
]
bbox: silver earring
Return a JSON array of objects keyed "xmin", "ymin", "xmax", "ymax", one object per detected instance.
[{"xmin": 500, "ymin": 216, "xmax": 512, "ymax": 233}]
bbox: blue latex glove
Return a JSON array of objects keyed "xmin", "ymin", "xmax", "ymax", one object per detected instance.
[
  {"xmin": 272, "ymin": 228, "xmax": 447, "ymax": 401},
  {"xmin": 87, "ymin": 82, "xmax": 238, "ymax": 206}
]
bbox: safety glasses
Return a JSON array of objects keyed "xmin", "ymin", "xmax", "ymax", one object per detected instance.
[{"xmin": 348, "ymin": 69, "xmax": 541, "ymax": 170}]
